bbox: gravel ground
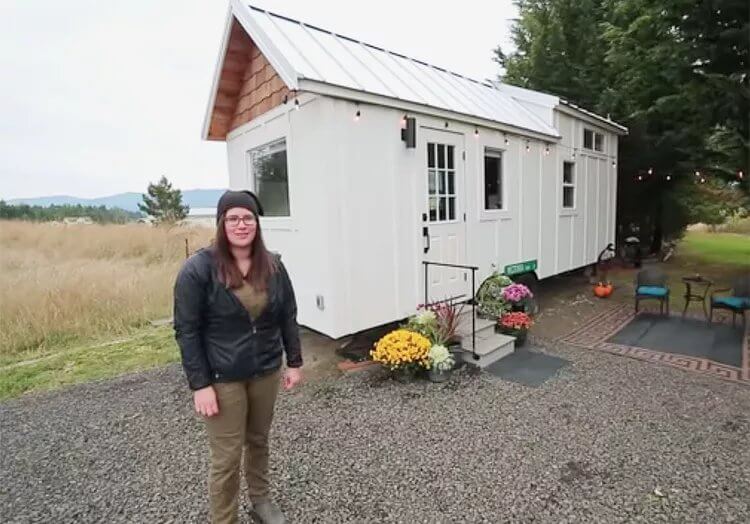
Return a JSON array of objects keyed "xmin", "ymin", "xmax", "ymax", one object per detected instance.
[{"xmin": 1, "ymin": 341, "xmax": 749, "ymax": 523}]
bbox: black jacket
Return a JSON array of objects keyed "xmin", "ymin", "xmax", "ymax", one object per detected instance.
[{"xmin": 173, "ymin": 248, "xmax": 302, "ymax": 390}]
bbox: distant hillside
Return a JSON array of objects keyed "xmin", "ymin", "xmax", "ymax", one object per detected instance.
[{"xmin": 7, "ymin": 189, "xmax": 224, "ymax": 213}]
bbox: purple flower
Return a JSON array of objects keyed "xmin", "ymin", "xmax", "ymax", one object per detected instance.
[{"xmin": 501, "ymin": 283, "xmax": 533, "ymax": 303}]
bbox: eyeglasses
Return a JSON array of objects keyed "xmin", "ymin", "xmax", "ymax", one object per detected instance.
[{"xmin": 225, "ymin": 215, "xmax": 256, "ymax": 227}]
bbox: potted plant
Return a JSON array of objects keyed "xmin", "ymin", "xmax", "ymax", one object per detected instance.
[
  {"xmin": 370, "ymin": 328, "xmax": 431, "ymax": 382},
  {"xmin": 476, "ymin": 273, "xmax": 513, "ymax": 319},
  {"xmin": 497, "ymin": 311, "xmax": 534, "ymax": 347},
  {"xmin": 501, "ymin": 283, "xmax": 534, "ymax": 312},
  {"xmin": 427, "ymin": 344, "xmax": 455, "ymax": 382}
]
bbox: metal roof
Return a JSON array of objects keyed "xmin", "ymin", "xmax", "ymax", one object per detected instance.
[{"xmin": 226, "ymin": 1, "xmax": 561, "ymax": 138}]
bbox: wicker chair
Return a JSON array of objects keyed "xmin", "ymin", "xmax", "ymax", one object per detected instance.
[
  {"xmin": 635, "ymin": 268, "xmax": 670, "ymax": 315},
  {"xmin": 709, "ymin": 274, "xmax": 750, "ymax": 327}
]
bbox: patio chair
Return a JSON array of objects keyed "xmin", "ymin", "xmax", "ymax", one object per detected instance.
[
  {"xmin": 635, "ymin": 268, "xmax": 670, "ymax": 315},
  {"xmin": 709, "ymin": 274, "xmax": 750, "ymax": 327}
]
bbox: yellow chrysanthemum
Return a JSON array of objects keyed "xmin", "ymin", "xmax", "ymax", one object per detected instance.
[{"xmin": 370, "ymin": 329, "xmax": 431, "ymax": 370}]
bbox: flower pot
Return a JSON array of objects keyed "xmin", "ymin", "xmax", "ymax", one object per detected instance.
[
  {"xmin": 428, "ymin": 368, "xmax": 452, "ymax": 383},
  {"xmin": 447, "ymin": 340, "xmax": 464, "ymax": 369},
  {"xmin": 498, "ymin": 327, "xmax": 528, "ymax": 347}
]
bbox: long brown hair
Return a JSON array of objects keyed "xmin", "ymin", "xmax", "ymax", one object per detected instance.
[{"xmin": 212, "ymin": 212, "xmax": 277, "ymax": 290}]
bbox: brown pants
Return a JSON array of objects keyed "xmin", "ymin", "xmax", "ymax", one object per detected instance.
[{"xmin": 204, "ymin": 370, "xmax": 281, "ymax": 524}]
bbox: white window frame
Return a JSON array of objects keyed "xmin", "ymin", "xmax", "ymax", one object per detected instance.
[
  {"xmin": 483, "ymin": 148, "xmax": 505, "ymax": 212},
  {"xmin": 583, "ymin": 127, "xmax": 605, "ymax": 153},
  {"xmin": 562, "ymin": 161, "xmax": 576, "ymax": 211},
  {"xmin": 246, "ymin": 138, "xmax": 291, "ymax": 218},
  {"xmin": 426, "ymin": 142, "xmax": 458, "ymax": 224}
]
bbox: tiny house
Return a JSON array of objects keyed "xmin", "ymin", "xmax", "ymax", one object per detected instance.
[{"xmin": 203, "ymin": 1, "xmax": 628, "ymax": 339}]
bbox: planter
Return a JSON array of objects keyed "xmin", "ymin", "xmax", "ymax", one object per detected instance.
[
  {"xmin": 428, "ymin": 368, "xmax": 452, "ymax": 383},
  {"xmin": 390, "ymin": 366, "xmax": 423, "ymax": 383},
  {"xmin": 498, "ymin": 327, "xmax": 528, "ymax": 347},
  {"xmin": 447, "ymin": 340, "xmax": 464, "ymax": 369}
]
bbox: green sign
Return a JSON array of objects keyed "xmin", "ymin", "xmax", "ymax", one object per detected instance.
[{"xmin": 504, "ymin": 259, "xmax": 537, "ymax": 276}]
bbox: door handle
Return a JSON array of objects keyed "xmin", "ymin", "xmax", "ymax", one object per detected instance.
[{"xmin": 423, "ymin": 226, "xmax": 430, "ymax": 253}]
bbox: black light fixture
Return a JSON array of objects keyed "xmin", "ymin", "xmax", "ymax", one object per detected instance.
[{"xmin": 401, "ymin": 117, "xmax": 416, "ymax": 148}]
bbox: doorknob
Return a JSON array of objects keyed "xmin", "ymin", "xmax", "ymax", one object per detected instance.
[{"xmin": 423, "ymin": 226, "xmax": 430, "ymax": 253}]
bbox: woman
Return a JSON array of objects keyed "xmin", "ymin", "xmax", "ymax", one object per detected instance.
[{"xmin": 173, "ymin": 190, "xmax": 302, "ymax": 524}]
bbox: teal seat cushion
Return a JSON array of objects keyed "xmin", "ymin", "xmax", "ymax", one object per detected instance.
[
  {"xmin": 713, "ymin": 296, "xmax": 750, "ymax": 309},
  {"xmin": 637, "ymin": 286, "xmax": 669, "ymax": 297}
]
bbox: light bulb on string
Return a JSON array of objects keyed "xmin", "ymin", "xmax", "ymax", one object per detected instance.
[
  {"xmin": 648, "ymin": 167, "xmax": 653, "ymax": 175},
  {"xmin": 637, "ymin": 174, "xmax": 643, "ymax": 181},
  {"xmin": 666, "ymin": 175, "xmax": 671, "ymax": 181},
  {"xmin": 739, "ymin": 170, "xmax": 744, "ymax": 180},
  {"xmin": 700, "ymin": 177, "xmax": 706, "ymax": 184},
  {"xmin": 694, "ymin": 170, "xmax": 700, "ymax": 177}
]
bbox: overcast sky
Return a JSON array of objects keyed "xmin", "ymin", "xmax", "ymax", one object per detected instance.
[{"xmin": 0, "ymin": 0, "xmax": 518, "ymax": 199}]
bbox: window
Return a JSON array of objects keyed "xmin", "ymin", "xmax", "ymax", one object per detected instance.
[
  {"xmin": 562, "ymin": 161, "xmax": 575, "ymax": 208},
  {"xmin": 427, "ymin": 142, "xmax": 456, "ymax": 222},
  {"xmin": 484, "ymin": 149, "xmax": 503, "ymax": 210},
  {"xmin": 248, "ymin": 139, "xmax": 289, "ymax": 217},
  {"xmin": 583, "ymin": 128, "xmax": 605, "ymax": 152},
  {"xmin": 594, "ymin": 133, "xmax": 604, "ymax": 152},
  {"xmin": 583, "ymin": 129, "xmax": 593, "ymax": 150}
]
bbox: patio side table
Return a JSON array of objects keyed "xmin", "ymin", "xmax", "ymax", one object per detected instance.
[{"xmin": 681, "ymin": 275, "xmax": 712, "ymax": 319}]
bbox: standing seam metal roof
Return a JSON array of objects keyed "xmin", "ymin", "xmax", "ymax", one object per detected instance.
[{"xmin": 241, "ymin": 3, "xmax": 560, "ymax": 137}]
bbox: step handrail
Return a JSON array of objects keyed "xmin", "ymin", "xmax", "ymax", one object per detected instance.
[{"xmin": 422, "ymin": 261, "xmax": 480, "ymax": 360}]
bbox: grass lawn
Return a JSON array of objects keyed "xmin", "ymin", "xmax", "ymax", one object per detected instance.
[
  {"xmin": 679, "ymin": 232, "xmax": 750, "ymax": 267},
  {"xmin": 0, "ymin": 325, "xmax": 180, "ymax": 401}
]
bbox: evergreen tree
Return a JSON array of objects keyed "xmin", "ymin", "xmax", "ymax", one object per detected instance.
[{"xmin": 138, "ymin": 176, "xmax": 189, "ymax": 225}]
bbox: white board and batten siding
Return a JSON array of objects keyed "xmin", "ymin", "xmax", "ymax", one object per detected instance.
[{"xmin": 225, "ymin": 94, "xmax": 620, "ymax": 339}]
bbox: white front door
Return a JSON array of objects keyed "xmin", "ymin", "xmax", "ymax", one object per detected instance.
[{"xmin": 420, "ymin": 128, "xmax": 468, "ymax": 305}]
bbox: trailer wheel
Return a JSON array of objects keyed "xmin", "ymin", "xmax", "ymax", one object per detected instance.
[{"xmin": 512, "ymin": 273, "xmax": 540, "ymax": 315}]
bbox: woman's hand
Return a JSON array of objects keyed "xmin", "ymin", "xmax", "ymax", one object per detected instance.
[
  {"xmin": 282, "ymin": 368, "xmax": 303, "ymax": 391},
  {"xmin": 194, "ymin": 386, "xmax": 219, "ymax": 417}
]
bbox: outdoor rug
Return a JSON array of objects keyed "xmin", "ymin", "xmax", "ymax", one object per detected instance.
[
  {"xmin": 485, "ymin": 346, "xmax": 570, "ymax": 387},
  {"xmin": 560, "ymin": 304, "xmax": 750, "ymax": 385}
]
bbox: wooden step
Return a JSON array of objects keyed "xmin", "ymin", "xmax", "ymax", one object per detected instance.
[{"xmin": 459, "ymin": 332, "xmax": 516, "ymax": 368}]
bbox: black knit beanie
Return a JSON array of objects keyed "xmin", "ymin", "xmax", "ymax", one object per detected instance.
[{"xmin": 216, "ymin": 190, "xmax": 264, "ymax": 223}]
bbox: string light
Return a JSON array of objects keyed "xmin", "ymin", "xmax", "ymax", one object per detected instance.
[
  {"xmin": 666, "ymin": 175, "xmax": 671, "ymax": 181},
  {"xmin": 739, "ymin": 170, "xmax": 744, "ymax": 180},
  {"xmin": 637, "ymin": 175, "xmax": 643, "ymax": 181},
  {"xmin": 648, "ymin": 167, "xmax": 653, "ymax": 175},
  {"xmin": 694, "ymin": 170, "xmax": 700, "ymax": 177},
  {"xmin": 700, "ymin": 177, "xmax": 706, "ymax": 184}
]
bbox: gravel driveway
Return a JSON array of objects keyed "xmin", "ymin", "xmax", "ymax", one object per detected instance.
[{"xmin": 1, "ymin": 341, "xmax": 749, "ymax": 523}]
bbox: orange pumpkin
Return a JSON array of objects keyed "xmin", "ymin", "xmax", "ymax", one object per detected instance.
[{"xmin": 594, "ymin": 282, "xmax": 613, "ymax": 298}]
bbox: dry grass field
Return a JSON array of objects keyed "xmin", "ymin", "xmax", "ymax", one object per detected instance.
[{"xmin": 0, "ymin": 221, "xmax": 213, "ymax": 359}]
